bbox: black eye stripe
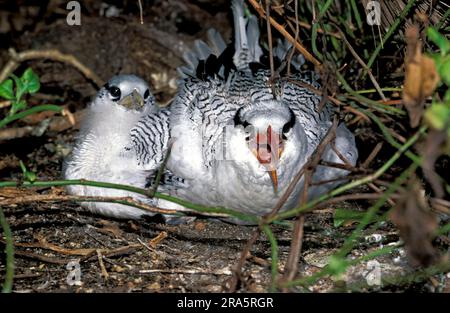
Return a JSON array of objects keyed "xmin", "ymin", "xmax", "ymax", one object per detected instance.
[{"xmin": 144, "ymin": 89, "xmax": 150, "ymax": 99}]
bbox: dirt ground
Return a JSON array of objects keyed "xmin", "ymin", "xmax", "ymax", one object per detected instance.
[
  {"xmin": 0, "ymin": 0, "xmax": 449, "ymax": 293},
  {"xmin": 2, "ymin": 188, "xmax": 447, "ymax": 293}
]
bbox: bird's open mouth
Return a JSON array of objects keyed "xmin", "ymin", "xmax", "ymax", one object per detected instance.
[{"xmin": 249, "ymin": 125, "xmax": 284, "ymax": 193}]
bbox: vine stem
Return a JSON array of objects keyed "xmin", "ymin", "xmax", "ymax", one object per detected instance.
[
  {"xmin": 0, "ymin": 179, "xmax": 257, "ymax": 223},
  {"xmin": 0, "ymin": 105, "xmax": 62, "ymax": 129}
]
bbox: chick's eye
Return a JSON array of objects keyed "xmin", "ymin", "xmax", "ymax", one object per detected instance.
[
  {"xmin": 108, "ymin": 86, "xmax": 121, "ymax": 99},
  {"xmin": 144, "ymin": 89, "xmax": 150, "ymax": 99}
]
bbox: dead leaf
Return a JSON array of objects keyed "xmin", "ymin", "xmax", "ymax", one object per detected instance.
[
  {"xmin": 403, "ymin": 25, "xmax": 440, "ymax": 128},
  {"xmin": 34, "ymin": 234, "xmax": 95, "ymax": 256},
  {"xmin": 390, "ymin": 177, "xmax": 439, "ymax": 266}
]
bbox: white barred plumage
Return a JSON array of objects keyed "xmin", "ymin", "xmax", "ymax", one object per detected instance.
[
  {"xmin": 128, "ymin": 0, "xmax": 358, "ymax": 222},
  {"xmin": 64, "ymin": 0, "xmax": 358, "ymax": 224},
  {"xmin": 63, "ymin": 75, "xmax": 183, "ymax": 220}
]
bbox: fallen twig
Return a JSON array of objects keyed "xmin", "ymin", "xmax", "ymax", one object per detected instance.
[
  {"xmin": 0, "ymin": 192, "xmax": 231, "ymax": 219},
  {"xmin": 0, "ymin": 180, "xmax": 252, "ymax": 220},
  {"xmin": 0, "ymin": 48, "xmax": 103, "ymax": 88},
  {"xmin": 97, "ymin": 250, "xmax": 109, "ymax": 280},
  {"xmin": 140, "ymin": 267, "xmax": 232, "ymax": 276}
]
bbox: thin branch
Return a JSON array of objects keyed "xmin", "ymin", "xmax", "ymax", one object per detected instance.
[
  {"xmin": 265, "ymin": 0, "xmax": 275, "ymax": 81},
  {"xmin": 227, "ymin": 230, "xmax": 260, "ymax": 292},
  {"xmin": 137, "ymin": 0, "xmax": 144, "ymax": 24},
  {"xmin": 332, "ymin": 24, "xmax": 387, "ymax": 101},
  {"xmin": 284, "ymin": 17, "xmax": 341, "ymax": 39},
  {"xmin": 362, "ymin": 142, "xmax": 384, "ymax": 168},
  {"xmin": 96, "ymin": 250, "xmax": 109, "ymax": 280},
  {"xmin": 0, "ymin": 179, "xmax": 257, "ymax": 222},
  {"xmin": 247, "ymin": 0, "xmax": 322, "ymax": 68},
  {"xmin": 287, "ymin": 0, "xmax": 299, "ymax": 75},
  {"xmin": 0, "ymin": 48, "xmax": 103, "ymax": 88},
  {"xmin": 140, "ymin": 268, "xmax": 232, "ymax": 276},
  {"xmin": 281, "ymin": 116, "xmax": 338, "ymax": 287},
  {"xmin": 0, "ymin": 193, "xmax": 230, "ymax": 219}
]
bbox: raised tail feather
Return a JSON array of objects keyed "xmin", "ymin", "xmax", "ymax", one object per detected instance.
[
  {"xmin": 273, "ymin": 38, "xmax": 305, "ymax": 71},
  {"xmin": 177, "ymin": 33, "xmax": 228, "ymax": 79},
  {"xmin": 232, "ymin": 0, "xmax": 262, "ymax": 69},
  {"xmin": 177, "ymin": 0, "xmax": 264, "ymax": 79}
]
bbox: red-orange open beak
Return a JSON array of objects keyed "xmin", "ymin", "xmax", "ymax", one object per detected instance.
[{"xmin": 250, "ymin": 125, "xmax": 284, "ymax": 193}]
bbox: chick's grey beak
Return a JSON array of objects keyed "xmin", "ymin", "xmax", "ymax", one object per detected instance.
[{"xmin": 119, "ymin": 89, "xmax": 144, "ymax": 109}]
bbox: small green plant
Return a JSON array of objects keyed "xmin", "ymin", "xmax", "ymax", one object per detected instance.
[
  {"xmin": 0, "ymin": 68, "xmax": 61, "ymax": 129},
  {"xmin": 19, "ymin": 160, "xmax": 36, "ymax": 183},
  {"xmin": 0, "ymin": 68, "xmax": 40, "ymax": 115}
]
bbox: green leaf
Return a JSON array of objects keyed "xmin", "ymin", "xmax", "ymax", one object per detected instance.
[
  {"xmin": 438, "ymin": 56, "xmax": 450, "ymax": 86},
  {"xmin": 19, "ymin": 160, "xmax": 27, "ymax": 174},
  {"xmin": 427, "ymin": 27, "xmax": 450, "ymax": 55},
  {"xmin": 0, "ymin": 79, "xmax": 14, "ymax": 100},
  {"xmin": 10, "ymin": 73, "xmax": 25, "ymax": 101},
  {"xmin": 20, "ymin": 68, "xmax": 40, "ymax": 94},
  {"xmin": 424, "ymin": 102, "xmax": 450, "ymax": 132}
]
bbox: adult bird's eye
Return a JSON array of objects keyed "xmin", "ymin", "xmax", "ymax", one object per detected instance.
[
  {"xmin": 234, "ymin": 107, "xmax": 250, "ymax": 128},
  {"xmin": 282, "ymin": 109, "xmax": 296, "ymax": 139},
  {"xmin": 108, "ymin": 86, "xmax": 121, "ymax": 99},
  {"xmin": 144, "ymin": 89, "xmax": 150, "ymax": 99}
]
